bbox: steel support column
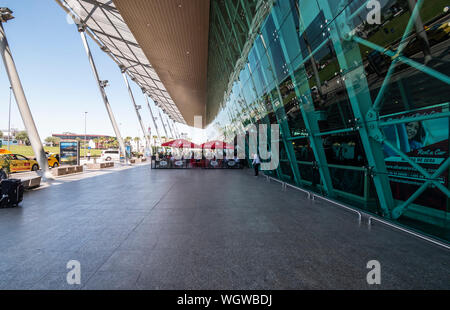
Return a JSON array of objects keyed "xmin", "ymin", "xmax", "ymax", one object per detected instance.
[
  {"xmin": 255, "ymin": 38, "xmax": 303, "ymax": 186},
  {"xmin": 223, "ymin": 0, "xmax": 243, "ymax": 53},
  {"xmin": 122, "ymin": 73, "xmax": 151, "ymax": 153},
  {"xmin": 236, "ymin": 81, "xmax": 268, "ymax": 169},
  {"xmin": 318, "ymin": 0, "xmax": 395, "ymax": 217},
  {"xmin": 270, "ymin": 9, "xmax": 335, "ymax": 197},
  {"xmin": 144, "ymin": 95, "xmax": 161, "ymax": 145},
  {"xmin": 0, "ymin": 22, "xmax": 51, "ymax": 178},
  {"xmin": 158, "ymin": 109, "xmax": 169, "ymax": 139},
  {"xmin": 170, "ymin": 119, "xmax": 180, "ymax": 139},
  {"xmin": 78, "ymin": 27, "xmax": 127, "ymax": 163},
  {"xmin": 245, "ymin": 64, "xmax": 283, "ymax": 180},
  {"xmin": 165, "ymin": 114, "xmax": 176, "ymax": 139}
]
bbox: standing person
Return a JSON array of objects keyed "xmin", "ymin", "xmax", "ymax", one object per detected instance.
[
  {"xmin": 87, "ymin": 150, "xmax": 91, "ymax": 161},
  {"xmin": 252, "ymin": 153, "xmax": 261, "ymax": 177}
]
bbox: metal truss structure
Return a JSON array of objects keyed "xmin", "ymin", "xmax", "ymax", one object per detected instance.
[
  {"xmin": 210, "ymin": 0, "xmax": 450, "ymax": 241},
  {"xmin": 56, "ymin": 0, "xmax": 185, "ymax": 124}
]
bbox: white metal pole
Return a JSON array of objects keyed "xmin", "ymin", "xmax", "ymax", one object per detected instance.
[
  {"xmin": 145, "ymin": 94, "xmax": 161, "ymax": 147},
  {"xmin": 78, "ymin": 28, "xmax": 127, "ymax": 164},
  {"xmin": 167, "ymin": 117, "xmax": 177, "ymax": 139},
  {"xmin": 0, "ymin": 23, "xmax": 51, "ymax": 178},
  {"xmin": 145, "ymin": 96, "xmax": 161, "ymax": 142},
  {"xmin": 7, "ymin": 86, "xmax": 11, "ymax": 150},
  {"xmin": 164, "ymin": 114, "xmax": 173, "ymax": 139},
  {"xmin": 171, "ymin": 119, "xmax": 180, "ymax": 139},
  {"xmin": 84, "ymin": 111, "xmax": 87, "ymax": 161},
  {"xmin": 122, "ymin": 73, "xmax": 151, "ymax": 154},
  {"xmin": 164, "ymin": 114, "xmax": 174, "ymax": 139},
  {"xmin": 165, "ymin": 115, "xmax": 173, "ymax": 139},
  {"xmin": 158, "ymin": 109, "xmax": 169, "ymax": 140}
]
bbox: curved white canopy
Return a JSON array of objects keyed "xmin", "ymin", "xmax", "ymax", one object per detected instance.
[{"xmin": 57, "ymin": 0, "xmax": 186, "ymax": 124}]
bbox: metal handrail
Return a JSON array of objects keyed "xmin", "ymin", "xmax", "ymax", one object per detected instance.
[
  {"xmin": 268, "ymin": 176, "xmax": 285, "ymax": 189},
  {"xmin": 284, "ymin": 182, "xmax": 312, "ymax": 199},
  {"xmin": 312, "ymin": 194, "xmax": 362, "ymax": 224},
  {"xmin": 279, "ymin": 179, "xmax": 362, "ymax": 223},
  {"xmin": 368, "ymin": 216, "xmax": 450, "ymax": 250},
  {"xmin": 262, "ymin": 172, "xmax": 449, "ymax": 249}
]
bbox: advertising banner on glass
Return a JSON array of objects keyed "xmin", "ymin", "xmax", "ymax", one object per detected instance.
[
  {"xmin": 59, "ymin": 140, "xmax": 80, "ymax": 166},
  {"xmin": 382, "ymin": 105, "xmax": 449, "ymax": 211}
]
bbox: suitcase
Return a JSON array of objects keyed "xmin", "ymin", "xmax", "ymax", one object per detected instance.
[{"xmin": 0, "ymin": 179, "xmax": 24, "ymax": 208}]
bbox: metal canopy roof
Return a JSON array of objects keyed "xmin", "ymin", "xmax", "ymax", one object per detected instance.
[
  {"xmin": 57, "ymin": 0, "xmax": 186, "ymax": 124},
  {"xmin": 113, "ymin": 0, "xmax": 210, "ymax": 128}
]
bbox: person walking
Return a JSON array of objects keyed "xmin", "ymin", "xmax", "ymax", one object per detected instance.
[{"xmin": 252, "ymin": 153, "xmax": 261, "ymax": 177}]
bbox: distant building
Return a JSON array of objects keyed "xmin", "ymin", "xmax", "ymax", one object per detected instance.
[
  {"xmin": 1, "ymin": 128, "xmax": 20, "ymax": 140},
  {"xmin": 1, "ymin": 128, "xmax": 22, "ymax": 147},
  {"xmin": 52, "ymin": 133, "xmax": 114, "ymax": 149},
  {"xmin": 52, "ymin": 133, "xmax": 112, "ymax": 141},
  {"xmin": 0, "ymin": 139, "xmax": 19, "ymax": 147}
]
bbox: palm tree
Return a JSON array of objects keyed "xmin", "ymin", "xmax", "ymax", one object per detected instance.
[
  {"xmin": 124, "ymin": 136, "xmax": 132, "ymax": 145},
  {"xmin": 97, "ymin": 137, "xmax": 103, "ymax": 149},
  {"xmin": 134, "ymin": 137, "xmax": 141, "ymax": 151},
  {"xmin": 93, "ymin": 138, "xmax": 100, "ymax": 149}
]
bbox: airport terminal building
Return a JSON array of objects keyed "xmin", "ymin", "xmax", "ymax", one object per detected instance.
[
  {"xmin": 0, "ymin": 0, "xmax": 448, "ymax": 291},
  {"xmin": 205, "ymin": 0, "xmax": 450, "ymax": 242}
]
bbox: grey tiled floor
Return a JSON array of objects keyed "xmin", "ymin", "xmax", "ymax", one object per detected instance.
[{"xmin": 0, "ymin": 166, "xmax": 448, "ymax": 289}]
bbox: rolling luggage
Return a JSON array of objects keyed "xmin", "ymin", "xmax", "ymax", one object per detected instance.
[{"xmin": 0, "ymin": 179, "xmax": 24, "ymax": 208}]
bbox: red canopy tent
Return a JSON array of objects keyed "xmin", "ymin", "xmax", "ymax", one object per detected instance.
[
  {"xmin": 161, "ymin": 139, "xmax": 201, "ymax": 149},
  {"xmin": 201, "ymin": 140, "xmax": 234, "ymax": 149}
]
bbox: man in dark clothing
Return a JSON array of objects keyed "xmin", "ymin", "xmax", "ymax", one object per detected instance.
[{"xmin": 252, "ymin": 153, "xmax": 261, "ymax": 177}]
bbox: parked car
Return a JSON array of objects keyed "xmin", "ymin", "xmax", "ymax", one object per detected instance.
[
  {"xmin": 0, "ymin": 153, "xmax": 40, "ymax": 173},
  {"xmin": 31, "ymin": 152, "xmax": 60, "ymax": 168},
  {"xmin": 101, "ymin": 149, "xmax": 120, "ymax": 161},
  {"xmin": 46, "ymin": 152, "xmax": 60, "ymax": 168},
  {"xmin": 424, "ymin": 19, "xmax": 450, "ymax": 44}
]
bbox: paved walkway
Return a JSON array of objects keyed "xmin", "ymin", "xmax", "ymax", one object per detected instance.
[{"xmin": 0, "ymin": 166, "xmax": 448, "ymax": 289}]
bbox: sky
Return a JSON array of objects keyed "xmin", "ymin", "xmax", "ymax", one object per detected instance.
[{"xmin": 0, "ymin": 0, "xmax": 204, "ymax": 143}]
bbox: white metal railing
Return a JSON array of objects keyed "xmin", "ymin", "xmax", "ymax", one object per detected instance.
[
  {"xmin": 368, "ymin": 216, "xmax": 450, "ymax": 250},
  {"xmin": 261, "ymin": 172, "xmax": 449, "ymax": 250}
]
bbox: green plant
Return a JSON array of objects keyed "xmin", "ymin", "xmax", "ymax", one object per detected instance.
[
  {"xmin": 15, "ymin": 131, "xmax": 30, "ymax": 145},
  {"xmin": 45, "ymin": 136, "xmax": 61, "ymax": 146},
  {"xmin": 0, "ymin": 155, "xmax": 12, "ymax": 178}
]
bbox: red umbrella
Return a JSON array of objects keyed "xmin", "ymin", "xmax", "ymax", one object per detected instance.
[
  {"xmin": 201, "ymin": 140, "xmax": 234, "ymax": 150},
  {"xmin": 161, "ymin": 139, "xmax": 201, "ymax": 149}
]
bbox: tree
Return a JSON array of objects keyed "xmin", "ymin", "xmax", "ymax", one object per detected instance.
[
  {"xmin": 1, "ymin": 154, "xmax": 12, "ymax": 178},
  {"xmin": 0, "ymin": 131, "xmax": 3, "ymax": 139},
  {"xmin": 134, "ymin": 137, "xmax": 141, "ymax": 151},
  {"xmin": 45, "ymin": 136, "xmax": 60, "ymax": 147},
  {"xmin": 99, "ymin": 137, "xmax": 108, "ymax": 149},
  {"xmin": 103, "ymin": 137, "xmax": 118, "ymax": 149},
  {"xmin": 124, "ymin": 136, "xmax": 132, "ymax": 145},
  {"xmin": 15, "ymin": 131, "xmax": 30, "ymax": 146},
  {"xmin": 93, "ymin": 138, "xmax": 99, "ymax": 148}
]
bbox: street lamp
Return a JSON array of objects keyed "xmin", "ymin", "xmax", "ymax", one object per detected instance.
[
  {"xmin": 84, "ymin": 112, "xmax": 88, "ymax": 161},
  {"xmin": 7, "ymin": 86, "xmax": 12, "ymax": 150}
]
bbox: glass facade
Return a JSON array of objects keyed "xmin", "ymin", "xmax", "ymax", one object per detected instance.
[{"xmin": 207, "ymin": 0, "xmax": 450, "ymax": 242}]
